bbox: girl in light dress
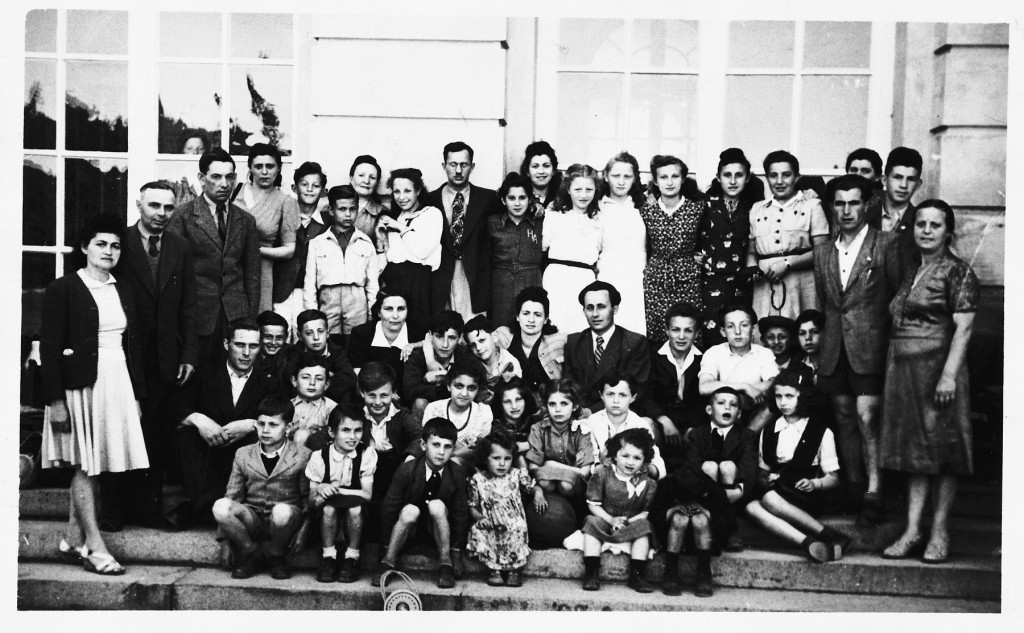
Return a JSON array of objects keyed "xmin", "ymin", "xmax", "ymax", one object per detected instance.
[
  {"xmin": 542, "ymin": 164, "xmax": 603, "ymax": 335},
  {"xmin": 466, "ymin": 431, "xmax": 547, "ymax": 587},
  {"xmin": 421, "ymin": 360, "xmax": 493, "ymax": 469},
  {"xmin": 597, "ymin": 152, "xmax": 648, "ymax": 335}
]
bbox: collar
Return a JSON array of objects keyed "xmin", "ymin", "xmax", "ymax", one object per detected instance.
[
  {"xmin": 612, "ymin": 467, "xmax": 648, "ymax": 497},
  {"xmin": 226, "ymin": 361, "xmax": 253, "ymax": 381},
  {"xmin": 657, "ymin": 340, "xmax": 702, "ymax": 365},
  {"xmin": 329, "ymin": 443, "xmax": 358, "ymax": 460},
  {"xmin": 260, "ymin": 442, "xmax": 286, "ymax": 459},
  {"xmin": 425, "ymin": 463, "xmax": 444, "ymax": 479},
  {"xmin": 836, "ymin": 223, "xmax": 869, "ymax": 250},
  {"xmin": 773, "ymin": 416, "xmax": 809, "ymax": 434},
  {"xmin": 444, "ymin": 183, "xmax": 470, "ymax": 198},
  {"xmin": 77, "ymin": 269, "xmax": 117, "ymax": 288},
  {"xmin": 371, "ymin": 321, "xmax": 410, "ymax": 348},
  {"xmin": 136, "ymin": 221, "xmax": 161, "ymax": 243},
  {"xmin": 727, "ymin": 344, "xmax": 756, "ymax": 358},
  {"xmin": 501, "ymin": 212, "xmax": 536, "ymax": 226},
  {"xmin": 592, "ymin": 325, "xmax": 616, "ymax": 347},
  {"xmin": 365, "ymin": 403, "xmax": 400, "ymax": 426},
  {"xmin": 541, "ymin": 417, "xmax": 589, "ymax": 435},
  {"xmin": 769, "ymin": 191, "xmax": 803, "ymax": 211},
  {"xmin": 657, "ymin": 197, "xmax": 684, "ymax": 215},
  {"xmin": 710, "ymin": 422, "xmax": 733, "ymax": 437},
  {"xmin": 203, "ymin": 193, "xmax": 223, "ymax": 210}
]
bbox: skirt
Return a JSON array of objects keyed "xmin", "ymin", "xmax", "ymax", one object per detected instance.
[
  {"xmin": 41, "ymin": 347, "xmax": 148, "ymax": 477},
  {"xmin": 582, "ymin": 514, "xmax": 652, "ymax": 543}
]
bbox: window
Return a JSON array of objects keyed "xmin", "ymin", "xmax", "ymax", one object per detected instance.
[{"xmin": 22, "ymin": 9, "xmax": 130, "ymax": 336}]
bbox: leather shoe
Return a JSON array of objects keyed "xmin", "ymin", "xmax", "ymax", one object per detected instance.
[
  {"xmin": 231, "ymin": 550, "xmax": 264, "ymax": 579},
  {"xmin": 627, "ymin": 571, "xmax": 654, "ymax": 594},
  {"xmin": 662, "ymin": 573, "xmax": 682, "ymax": 596},
  {"xmin": 486, "ymin": 571, "xmax": 504, "ymax": 586},
  {"xmin": 723, "ymin": 534, "xmax": 745, "ymax": 552},
  {"xmin": 268, "ymin": 554, "xmax": 291, "ymax": 580},
  {"xmin": 695, "ymin": 572, "xmax": 714, "ymax": 598},
  {"xmin": 337, "ymin": 557, "xmax": 359, "ymax": 583},
  {"xmin": 506, "ymin": 570, "xmax": 522, "ymax": 587},
  {"xmin": 317, "ymin": 556, "xmax": 339, "ymax": 583},
  {"xmin": 437, "ymin": 563, "xmax": 456, "ymax": 589},
  {"xmin": 163, "ymin": 504, "xmax": 193, "ymax": 532}
]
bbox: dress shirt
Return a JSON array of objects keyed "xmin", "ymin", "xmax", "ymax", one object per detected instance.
[
  {"xmin": 836, "ymin": 224, "xmax": 869, "ymax": 289},
  {"xmin": 226, "ymin": 362, "xmax": 253, "ymax": 406},
  {"xmin": 441, "ymin": 184, "xmax": 472, "ymax": 226},
  {"xmin": 699, "ymin": 342, "xmax": 779, "ymax": 386},
  {"xmin": 305, "ymin": 443, "xmax": 378, "ymax": 486},
  {"xmin": 365, "ymin": 403, "xmax": 401, "ymax": 452},
  {"xmin": 658, "ymin": 341, "xmax": 702, "ymax": 400},
  {"xmin": 591, "ymin": 325, "xmax": 616, "ymax": 357},
  {"xmin": 371, "ymin": 322, "xmax": 410, "ymax": 348}
]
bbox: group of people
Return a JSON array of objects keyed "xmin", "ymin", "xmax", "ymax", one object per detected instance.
[{"xmin": 37, "ymin": 138, "xmax": 979, "ymax": 599}]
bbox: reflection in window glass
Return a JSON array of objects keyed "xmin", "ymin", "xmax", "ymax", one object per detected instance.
[
  {"xmin": 22, "ymin": 252, "xmax": 57, "ymax": 338},
  {"xmin": 724, "ymin": 75, "xmax": 793, "ymax": 167},
  {"xmin": 229, "ymin": 66, "xmax": 292, "ymax": 155},
  {"xmin": 63, "ymin": 158, "xmax": 128, "ymax": 248},
  {"xmin": 632, "ymin": 20, "xmax": 699, "ymax": 69},
  {"xmin": 628, "ymin": 75, "xmax": 698, "ymax": 163},
  {"xmin": 66, "ymin": 61, "xmax": 128, "ymax": 152},
  {"xmin": 800, "ymin": 76, "xmax": 869, "ymax": 169},
  {"xmin": 23, "ymin": 156, "xmax": 57, "ymax": 247},
  {"xmin": 67, "ymin": 10, "xmax": 128, "ymax": 55},
  {"xmin": 231, "ymin": 13, "xmax": 293, "ymax": 60},
  {"xmin": 157, "ymin": 160, "xmax": 204, "ymax": 199},
  {"xmin": 158, "ymin": 64, "xmax": 222, "ymax": 153},
  {"xmin": 804, "ymin": 22, "xmax": 871, "ymax": 68},
  {"xmin": 557, "ymin": 73, "xmax": 623, "ymax": 166},
  {"xmin": 559, "ymin": 19, "xmax": 625, "ymax": 66},
  {"xmin": 25, "ymin": 60, "xmax": 57, "ymax": 150},
  {"xmin": 729, "ymin": 21, "xmax": 794, "ymax": 68},
  {"xmin": 25, "ymin": 9, "xmax": 56, "ymax": 52},
  {"xmin": 160, "ymin": 12, "xmax": 222, "ymax": 58}
]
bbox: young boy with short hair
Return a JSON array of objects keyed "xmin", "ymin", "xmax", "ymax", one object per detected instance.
[
  {"xmin": 255, "ymin": 310, "xmax": 292, "ymax": 383},
  {"xmin": 462, "ymin": 314, "xmax": 522, "ymax": 403},
  {"xmin": 281, "ymin": 309, "xmax": 358, "ymax": 405},
  {"xmin": 403, "ymin": 310, "xmax": 466, "ymax": 421},
  {"xmin": 644, "ymin": 301, "xmax": 705, "ymax": 457},
  {"xmin": 375, "ymin": 418, "xmax": 469, "ymax": 589},
  {"xmin": 290, "ymin": 352, "xmax": 336, "ymax": 451},
  {"xmin": 587, "ymin": 371, "xmax": 666, "ymax": 481},
  {"xmin": 698, "ymin": 304, "xmax": 779, "ymax": 433},
  {"xmin": 303, "ymin": 184, "xmax": 379, "ymax": 339},
  {"xmin": 212, "ymin": 394, "xmax": 309, "ymax": 581},
  {"xmin": 306, "ymin": 404, "xmax": 377, "ymax": 583},
  {"xmin": 795, "ymin": 309, "xmax": 825, "ymax": 384}
]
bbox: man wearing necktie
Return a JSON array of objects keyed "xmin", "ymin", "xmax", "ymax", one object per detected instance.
[
  {"xmin": 167, "ymin": 148, "xmax": 261, "ymax": 368},
  {"xmin": 102, "ymin": 180, "xmax": 199, "ymax": 531},
  {"xmin": 427, "ymin": 141, "xmax": 498, "ymax": 322}
]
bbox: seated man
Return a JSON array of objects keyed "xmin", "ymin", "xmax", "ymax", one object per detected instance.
[
  {"xmin": 168, "ymin": 318, "xmax": 284, "ymax": 529},
  {"xmin": 403, "ymin": 310, "xmax": 466, "ymax": 421},
  {"xmin": 281, "ymin": 309, "xmax": 359, "ymax": 406},
  {"xmin": 562, "ymin": 280, "xmax": 651, "ymax": 415}
]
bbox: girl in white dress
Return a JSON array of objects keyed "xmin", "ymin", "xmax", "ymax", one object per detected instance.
[
  {"xmin": 542, "ymin": 164, "xmax": 603, "ymax": 334},
  {"xmin": 597, "ymin": 152, "xmax": 649, "ymax": 335}
]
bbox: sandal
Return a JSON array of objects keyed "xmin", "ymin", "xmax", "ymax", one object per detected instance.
[
  {"xmin": 58, "ymin": 539, "xmax": 88, "ymax": 564},
  {"xmin": 83, "ymin": 550, "xmax": 125, "ymax": 576}
]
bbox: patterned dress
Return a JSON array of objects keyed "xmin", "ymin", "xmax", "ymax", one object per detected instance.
[
  {"xmin": 467, "ymin": 467, "xmax": 536, "ymax": 570},
  {"xmin": 880, "ymin": 250, "xmax": 979, "ymax": 475},
  {"xmin": 697, "ymin": 196, "xmax": 754, "ymax": 346},
  {"xmin": 639, "ymin": 198, "xmax": 704, "ymax": 344}
]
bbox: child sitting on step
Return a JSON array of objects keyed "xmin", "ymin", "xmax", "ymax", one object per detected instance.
[
  {"xmin": 422, "ymin": 360, "xmax": 493, "ymax": 470},
  {"xmin": 745, "ymin": 369, "xmax": 851, "ymax": 562},
  {"xmin": 524, "ymin": 378, "xmax": 596, "ymax": 500}
]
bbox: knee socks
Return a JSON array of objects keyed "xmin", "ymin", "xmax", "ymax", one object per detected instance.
[{"xmin": 583, "ymin": 555, "xmax": 600, "ymax": 577}]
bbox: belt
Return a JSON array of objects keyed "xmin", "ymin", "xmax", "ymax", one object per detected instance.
[
  {"xmin": 756, "ymin": 245, "xmax": 813, "ymax": 261},
  {"xmin": 547, "ymin": 258, "xmax": 596, "ymax": 272},
  {"xmin": 494, "ymin": 262, "xmax": 541, "ymax": 273}
]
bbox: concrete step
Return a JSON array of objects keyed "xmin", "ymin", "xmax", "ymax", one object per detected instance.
[
  {"xmin": 17, "ymin": 562, "xmax": 1000, "ymax": 612},
  {"xmin": 18, "ymin": 485, "xmax": 188, "ymax": 519},
  {"xmin": 19, "ymin": 519, "xmax": 1000, "ymax": 600}
]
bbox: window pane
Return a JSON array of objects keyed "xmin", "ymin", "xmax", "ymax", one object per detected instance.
[
  {"xmin": 25, "ymin": 60, "xmax": 56, "ymax": 150},
  {"xmin": 800, "ymin": 76, "xmax": 870, "ymax": 169},
  {"xmin": 724, "ymin": 75, "xmax": 793, "ymax": 168},
  {"xmin": 804, "ymin": 22, "xmax": 871, "ymax": 68},
  {"xmin": 559, "ymin": 19, "xmax": 625, "ymax": 66},
  {"xmin": 557, "ymin": 73, "xmax": 624, "ymax": 166},
  {"xmin": 64, "ymin": 158, "xmax": 128, "ymax": 248},
  {"xmin": 229, "ymin": 66, "xmax": 292, "ymax": 156},
  {"xmin": 24, "ymin": 156, "xmax": 56, "ymax": 247},
  {"xmin": 729, "ymin": 21, "xmax": 794, "ymax": 68},
  {"xmin": 160, "ymin": 12, "xmax": 222, "ymax": 58},
  {"xmin": 231, "ymin": 13, "xmax": 292, "ymax": 60},
  {"xmin": 628, "ymin": 74, "xmax": 699, "ymax": 163},
  {"xmin": 25, "ymin": 9, "xmax": 56, "ymax": 52},
  {"xmin": 67, "ymin": 10, "xmax": 127, "ymax": 55},
  {"xmin": 23, "ymin": 252, "xmax": 57, "ymax": 338},
  {"xmin": 66, "ymin": 61, "xmax": 128, "ymax": 152},
  {"xmin": 632, "ymin": 20, "xmax": 699, "ymax": 69},
  {"xmin": 158, "ymin": 63, "xmax": 222, "ymax": 153}
]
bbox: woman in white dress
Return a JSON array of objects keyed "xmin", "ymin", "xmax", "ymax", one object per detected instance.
[
  {"xmin": 597, "ymin": 151, "xmax": 649, "ymax": 335},
  {"xmin": 542, "ymin": 163, "xmax": 603, "ymax": 334},
  {"xmin": 40, "ymin": 214, "xmax": 149, "ymax": 575}
]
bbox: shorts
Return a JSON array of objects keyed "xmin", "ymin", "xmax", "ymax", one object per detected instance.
[
  {"xmin": 323, "ymin": 494, "xmax": 365, "ymax": 510},
  {"xmin": 235, "ymin": 502, "xmax": 303, "ymax": 539},
  {"xmin": 818, "ymin": 343, "xmax": 883, "ymax": 396}
]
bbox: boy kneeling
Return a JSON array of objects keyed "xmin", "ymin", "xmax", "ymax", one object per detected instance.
[
  {"xmin": 375, "ymin": 418, "xmax": 469, "ymax": 589},
  {"xmin": 306, "ymin": 405, "xmax": 377, "ymax": 583},
  {"xmin": 213, "ymin": 395, "xmax": 310, "ymax": 580}
]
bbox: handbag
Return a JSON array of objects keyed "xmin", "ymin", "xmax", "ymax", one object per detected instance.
[{"xmin": 380, "ymin": 569, "xmax": 422, "ymax": 611}]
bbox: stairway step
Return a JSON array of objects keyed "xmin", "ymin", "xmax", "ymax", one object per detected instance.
[
  {"xmin": 17, "ymin": 562, "xmax": 999, "ymax": 612},
  {"xmin": 19, "ymin": 519, "xmax": 1000, "ymax": 600},
  {"xmin": 19, "ymin": 485, "xmax": 188, "ymax": 520}
]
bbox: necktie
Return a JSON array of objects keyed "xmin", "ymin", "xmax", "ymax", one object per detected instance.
[
  {"xmin": 216, "ymin": 202, "xmax": 227, "ymax": 241},
  {"xmin": 712, "ymin": 429, "xmax": 725, "ymax": 453},
  {"xmin": 595, "ymin": 335, "xmax": 605, "ymax": 366},
  {"xmin": 425, "ymin": 469, "xmax": 442, "ymax": 500},
  {"xmin": 451, "ymin": 192, "xmax": 465, "ymax": 257},
  {"xmin": 147, "ymin": 235, "xmax": 160, "ymax": 257}
]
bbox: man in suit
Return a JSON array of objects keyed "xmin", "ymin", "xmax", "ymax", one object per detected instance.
[
  {"xmin": 167, "ymin": 318, "xmax": 283, "ymax": 528},
  {"xmin": 427, "ymin": 141, "xmax": 497, "ymax": 321},
  {"xmin": 167, "ymin": 147, "xmax": 261, "ymax": 367},
  {"xmin": 865, "ymin": 146, "xmax": 923, "ymax": 243},
  {"xmin": 563, "ymin": 281, "xmax": 652, "ymax": 415},
  {"xmin": 813, "ymin": 174, "xmax": 904, "ymax": 527},
  {"xmin": 100, "ymin": 181, "xmax": 199, "ymax": 531}
]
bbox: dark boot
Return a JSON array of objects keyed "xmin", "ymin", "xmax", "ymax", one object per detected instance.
[
  {"xmin": 582, "ymin": 556, "xmax": 601, "ymax": 591},
  {"xmin": 819, "ymin": 525, "xmax": 853, "ymax": 560},
  {"xmin": 662, "ymin": 552, "xmax": 682, "ymax": 596},
  {"xmin": 694, "ymin": 549, "xmax": 713, "ymax": 597},
  {"xmin": 627, "ymin": 559, "xmax": 654, "ymax": 593}
]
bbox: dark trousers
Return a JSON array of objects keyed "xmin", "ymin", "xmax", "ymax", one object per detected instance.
[{"xmin": 174, "ymin": 426, "xmax": 252, "ymax": 514}]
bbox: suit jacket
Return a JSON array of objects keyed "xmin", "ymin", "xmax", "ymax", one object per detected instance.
[
  {"xmin": 225, "ymin": 440, "xmax": 310, "ymax": 515},
  {"xmin": 361, "ymin": 406, "xmax": 423, "ymax": 459},
  {"xmin": 170, "ymin": 358, "xmax": 284, "ymax": 428},
  {"xmin": 167, "ymin": 196, "xmax": 261, "ymax": 336},
  {"xmin": 40, "ymin": 272, "xmax": 145, "ymax": 403},
  {"xmin": 642, "ymin": 345, "xmax": 705, "ymax": 429},
  {"xmin": 687, "ymin": 424, "xmax": 758, "ymax": 489},
  {"xmin": 426, "ymin": 183, "xmax": 497, "ymax": 314},
  {"xmin": 563, "ymin": 326, "xmax": 652, "ymax": 413},
  {"xmin": 379, "ymin": 456, "xmax": 469, "ymax": 547},
  {"xmin": 813, "ymin": 227, "xmax": 903, "ymax": 376},
  {"xmin": 113, "ymin": 224, "xmax": 199, "ymax": 383}
]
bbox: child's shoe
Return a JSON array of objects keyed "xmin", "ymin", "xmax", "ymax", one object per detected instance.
[
  {"xmin": 506, "ymin": 570, "xmax": 523, "ymax": 587},
  {"xmin": 723, "ymin": 534, "xmax": 746, "ymax": 552},
  {"xmin": 486, "ymin": 570, "xmax": 504, "ymax": 586},
  {"xmin": 695, "ymin": 572, "xmax": 714, "ymax": 598},
  {"xmin": 581, "ymin": 556, "xmax": 601, "ymax": 591},
  {"xmin": 819, "ymin": 525, "xmax": 853, "ymax": 560},
  {"xmin": 317, "ymin": 556, "xmax": 340, "ymax": 583},
  {"xmin": 268, "ymin": 554, "xmax": 291, "ymax": 580},
  {"xmin": 801, "ymin": 536, "xmax": 831, "ymax": 563},
  {"xmin": 231, "ymin": 550, "xmax": 264, "ymax": 579},
  {"xmin": 338, "ymin": 557, "xmax": 359, "ymax": 583},
  {"xmin": 627, "ymin": 560, "xmax": 654, "ymax": 594},
  {"xmin": 437, "ymin": 563, "xmax": 456, "ymax": 589},
  {"xmin": 662, "ymin": 570, "xmax": 682, "ymax": 596}
]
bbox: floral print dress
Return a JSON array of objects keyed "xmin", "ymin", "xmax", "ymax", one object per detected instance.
[
  {"xmin": 467, "ymin": 467, "xmax": 536, "ymax": 570},
  {"xmin": 639, "ymin": 198, "xmax": 704, "ymax": 344},
  {"xmin": 697, "ymin": 196, "xmax": 754, "ymax": 346}
]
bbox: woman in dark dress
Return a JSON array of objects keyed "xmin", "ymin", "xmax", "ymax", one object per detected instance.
[
  {"xmin": 697, "ymin": 148, "xmax": 765, "ymax": 346},
  {"xmin": 347, "ymin": 289, "xmax": 419, "ymax": 397},
  {"xmin": 488, "ymin": 172, "xmax": 544, "ymax": 327},
  {"xmin": 880, "ymin": 200, "xmax": 979, "ymax": 564}
]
